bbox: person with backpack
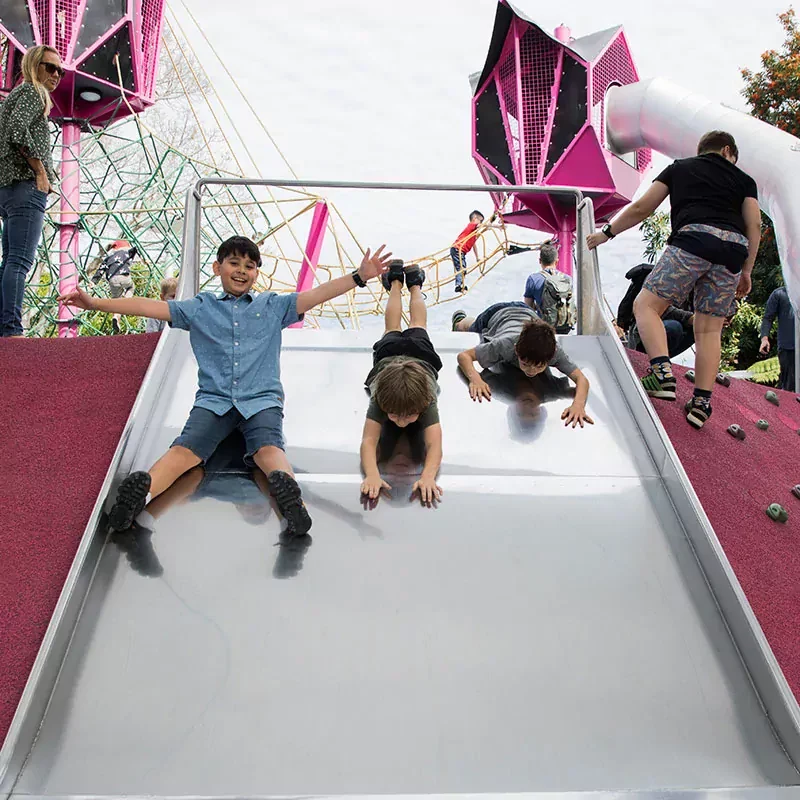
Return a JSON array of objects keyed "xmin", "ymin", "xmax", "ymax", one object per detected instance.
[
  {"xmin": 522, "ymin": 243, "xmax": 577, "ymax": 334},
  {"xmin": 89, "ymin": 240, "xmax": 138, "ymax": 333},
  {"xmin": 618, "ymin": 264, "xmax": 695, "ymax": 359}
]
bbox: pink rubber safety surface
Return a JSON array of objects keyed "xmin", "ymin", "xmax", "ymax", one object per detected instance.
[
  {"xmin": 0, "ymin": 333, "xmax": 158, "ymax": 746},
  {"xmin": 628, "ymin": 350, "xmax": 800, "ymax": 698}
]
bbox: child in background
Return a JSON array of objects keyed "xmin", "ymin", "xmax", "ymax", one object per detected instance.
[
  {"xmin": 450, "ymin": 210, "xmax": 484, "ymax": 294},
  {"xmin": 60, "ymin": 235, "xmax": 392, "ymax": 551},
  {"xmin": 361, "ymin": 260, "xmax": 443, "ymax": 506},
  {"xmin": 145, "ymin": 276, "xmax": 178, "ymax": 334}
]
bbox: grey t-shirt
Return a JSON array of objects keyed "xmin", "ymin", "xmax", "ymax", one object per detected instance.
[
  {"xmin": 474, "ymin": 306, "xmax": 578, "ymax": 376},
  {"xmin": 366, "ymin": 355, "xmax": 440, "ymax": 428},
  {"xmin": 146, "ymin": 317, "xmax": 165, "ymax": 334}
]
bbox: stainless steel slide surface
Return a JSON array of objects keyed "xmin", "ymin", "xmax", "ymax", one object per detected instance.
[
  {"xmin": 3, "ymin": 183, "xmax": 800, "ymax": 798},
  {"xmin": 6, "ymin": 327, "xmax": 800, "ymax": 796}
]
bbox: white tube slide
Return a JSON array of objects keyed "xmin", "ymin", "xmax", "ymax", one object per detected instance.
[{"xmin": 607, "ymin": 77, "xmax": 800, "ymax": 390}]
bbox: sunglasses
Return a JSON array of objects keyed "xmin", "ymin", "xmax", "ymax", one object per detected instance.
[{"xmin": 41, "ymin": 62, "xmax": 65, "ymax": 78}]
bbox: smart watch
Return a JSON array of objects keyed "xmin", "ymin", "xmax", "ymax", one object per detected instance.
[
  {"xmin": 351, "ymin": 270, "xmax": 367, "ymax": 288},
  {"xmin": 601, "ymin": 223, "xmax": 616, "ymax": 239}
]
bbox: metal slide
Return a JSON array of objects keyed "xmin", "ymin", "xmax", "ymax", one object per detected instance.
[{"xmin": 3, "ymin": 181, "xmax": 800, "ymax": 800}]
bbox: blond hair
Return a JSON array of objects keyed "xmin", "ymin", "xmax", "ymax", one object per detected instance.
[
  {"xmin": 21, "ymin": 45, "xmax": 59, "ymax": 115},
  {"xmin": 160, "ymin": 276, "xmax": 178, "ymax": 297},
  {"xmin": 373, "ymin": 357, "xmax": 435, "ymax": 416}
]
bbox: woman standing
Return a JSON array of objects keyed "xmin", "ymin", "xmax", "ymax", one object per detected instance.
[{"xmin": 0, "ymin": 45, "xmax": 61, "ymax": 336}]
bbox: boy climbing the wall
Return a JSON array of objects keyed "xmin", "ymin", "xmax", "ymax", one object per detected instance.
[
  {"xmin": 60, "ymin": 236, "xmax": 392, "ymax": 548},
  {"xmin": 360, "ymin": 260, "xmax": 444, "ymax": 506}
]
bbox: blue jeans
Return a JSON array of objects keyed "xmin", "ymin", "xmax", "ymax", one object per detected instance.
[
  {"xmin": 469, "ymin": 301, "xmax": 529, "ymax": 334},
  {"xmin": 450, "ymin": 247, "xmax": 467, "ymax": 290},
  {"xmin": 0, "ymin": 180, "xmax": 47, "ymax": 336}
]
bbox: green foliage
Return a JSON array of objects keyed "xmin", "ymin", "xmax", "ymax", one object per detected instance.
[
  {"xmin": 720, "ymin": 301, "xmax": 764, "ymax": 370},
  {"xmin": 741, "ymin": 8, "xmax": 800, "ymax": 136},
  {"xmin": 639, "ymin": 211, "xmax": 671, "ymax": 263},
  {"xmin": 747, "ymin": 356, "xmax": 781, "ymax": 385}
]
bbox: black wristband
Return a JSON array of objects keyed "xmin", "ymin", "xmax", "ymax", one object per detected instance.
[
  {"xmin": 351, "ymin": 270, "xmax": 366, "ymax": 288},
  {"xmin": 601, "ymin": 223, "xmax": 616, "ymax": 239}
]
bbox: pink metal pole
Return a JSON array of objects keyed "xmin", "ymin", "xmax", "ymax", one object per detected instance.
[
  {"xmin": 57, "ymin": 122, "xmax": 81, "ymax": 338},
  {"xmin": 557, "ymin": 220, "xmax": 574, "ymax": 278},
  {"xmin": 289, "ymin": 200, "xmax": 329, "ymax": 329}
]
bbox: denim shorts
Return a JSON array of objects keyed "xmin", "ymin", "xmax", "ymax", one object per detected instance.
[{"xmin": 173, "ymin": 405, "xmax": 285, "ymax": 465}]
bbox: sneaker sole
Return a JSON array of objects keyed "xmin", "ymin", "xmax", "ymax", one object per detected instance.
[
  {"xmin": 108, "ymin": 471, "xmax": 151, "ymax": 531},
  {"xmin": 267, "ymin": 471, "xmax": 312, "ymax": 536},
  {"xmin": 645, "ymin": 388, "xmax": 677, "ymax": 401},
  {"xmin": 686, "ymin": 410, "xmax": 708, "ymax": 429}
]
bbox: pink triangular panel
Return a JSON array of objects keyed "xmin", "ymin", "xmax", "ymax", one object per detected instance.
[{"xmin": 545, "ymin": 125, "xmax": 616, "ymax": 193}]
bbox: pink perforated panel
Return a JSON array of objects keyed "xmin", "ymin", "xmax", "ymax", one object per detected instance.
[
  {"xmin": 518, "ymin": 27, "xmax": 560, "ymax": 184},
  {"xmin": 497, "ymin": 41, "xmax": 521, "ymax": 178},
  {"xmin": 590, "ymin": 33, "xmax": 651, "ymax": 172},
  {"xmin": 0, "ymin": 34, "xmax": 10, "ymax": 90},
  {"xmin": 54, "ymin": 0, "xmax": 79, "ymax": 59},
  {"xmin": 139, "ymin": 0, "xmax": 164, "ymax": 97},
  {"xmin": 32, "ymin": 0, "xmax": 51, "ymax": 46}
]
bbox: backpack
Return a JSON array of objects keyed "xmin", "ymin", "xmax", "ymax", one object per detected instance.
[
  {"xmin": 616, "ymin": 264, "xmax": 653, "ymax": 331},
  {"xmin": 540, "ymin": 271, "xmax": 577, "ymax": 334}
]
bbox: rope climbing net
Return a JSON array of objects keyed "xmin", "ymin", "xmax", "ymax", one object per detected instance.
[{"xmin": 21, "ymin": 2, "xmax": 547, "ymax": 336}]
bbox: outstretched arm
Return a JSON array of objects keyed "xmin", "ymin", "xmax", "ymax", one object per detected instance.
[
  {"xmin": 561, "ymin": 367, "xmax": 593, "ymax": 428},
  {"xmin": 586, "ymin": 182, "xmax": 670, "ymax": 249},
  {"xmin": 59, "ymin": 286, "xmax": 171, "ymax": 321},
  {"xmin": 360, "ymin": 418, "xmax": 390, "ymax": 499},
  {"xmin": 296, "ymin": 245, "xmax": 392, "ymax": 316},
  {"xmin": 457, "ymin": 347, "xmax": 492, "ymax": 402},
  {"xmin": 413, "ymin": 423, "xmax": 443, "ymax": 506}
]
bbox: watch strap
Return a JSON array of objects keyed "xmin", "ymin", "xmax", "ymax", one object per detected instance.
[{"xmin": 351, "ymin": 270, "xmax": 366, "ymax": 288}]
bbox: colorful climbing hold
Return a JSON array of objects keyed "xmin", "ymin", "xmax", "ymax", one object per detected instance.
[
  {"xmin": 727, "ymin": 424, "xmax": 746, "ymax": 440},
  {"xmin": 766, "ymin": 503, "xmax": 789, "ymax": 523},
  {"xmin": 685, "ymin": 370, "xmax": 695, "ymax": 383},
  {"xmin": 765, "ymin": 390, "xmax": 779, "ymax": 406},
  {"xmin": 756, "ymin": 419, "xmax": 769, "ymax": 430},
  {"xmin": 716, "ymin": 373, "xmax": 731, "ymax": 387},
  {"xmin": 792, "ymin": 485, "xmax": 800, "ymax": 500}
]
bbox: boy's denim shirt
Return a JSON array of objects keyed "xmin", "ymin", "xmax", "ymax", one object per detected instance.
[{"xmin": 168, "ymin": 290, "xmax": 302, "ymax": 419}]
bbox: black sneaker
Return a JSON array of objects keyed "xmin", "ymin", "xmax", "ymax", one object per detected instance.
[
  {"xmin": 451, "ymin": 309, "xmax": 467, "ymax": 331},
  {"xmin": 381, "ymin": 260, "xmax": 405, "ymax": 291},
  {"xmin": 685, "ymin": 396, "xmax": 712, "ymax": 429},
  {"xmin": 267, "ymin": 471, "xmax": 312, "ymax": 536},
  {"xmin": 641, "ymin": 368, "xmax": 677, "ymax": 401},
  {"xmin": 455, "ymin": 284, "xmax": 467, "ymax": 294},
  {"xmin": 273, "ymin": 531, "xmax": 313, "ymax": 579},
  {"xmin": 112, "ymin": 522, "xmax": 163, "ymax": 577},
  {"xmin": 111, "ymin": 318, "xmax": 120, "ymax": 335},
  {"xmin": 108, "ymin": 471, "xmax": 151, "ymax": 532},
  {"xmin": 404, "ymin": 264, "xmax": 425, "ymax": 288}
]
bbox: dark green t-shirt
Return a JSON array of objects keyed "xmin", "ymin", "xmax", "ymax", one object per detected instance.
[{"xmin": 366, "ymin": 355, "xmax": 440, "ymax": 429}]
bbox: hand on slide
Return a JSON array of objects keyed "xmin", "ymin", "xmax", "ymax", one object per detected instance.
[
  {"xmin": 468, "ymin": 378, "xmax": 492, "ymax": 402},
  {"xmin": 562, "ymin": 403, "xmax": 594, "ymax": 428},
  {"xmin": 412, "ymin": 476, "xmax": 443, "ymax": 507},
  {"xmin": 585, "ymin": 232, "xmax": 608, "ymax": 250}
]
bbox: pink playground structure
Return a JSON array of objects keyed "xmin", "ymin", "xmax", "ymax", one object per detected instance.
[
  {"xmin": 471, "ymin": 0, "xmax": 653, "ymax": 276},
  {"xmin": 0, "ymin": 0, "xmax": 165, "ymax": 335}
]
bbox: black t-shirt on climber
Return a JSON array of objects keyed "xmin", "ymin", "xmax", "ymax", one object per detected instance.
[{"xmin": 655, "ymin": 153, "xmax": 758, "ymax": 273}]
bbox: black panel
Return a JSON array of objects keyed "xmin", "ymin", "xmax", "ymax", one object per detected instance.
[
  {"xmin": 0, "ymin": 0, "xmax": 35, "ymax": 48},
  {"xmin": 78, "ymin": 24, "xmax": 134, "ymax": 91},
  {"xmin": 544, "ymin": 55, "xmax": 587, "ymax": 174},
  {"xmin": 475, "ymin": 80, "xmax": 515, "ymax": 183},
  {"xmin": 74, "ymin": 0, "xmax": 127, "ymax": 60},
  {"xmin": 474, "ymin": 2, "xmax": 514, "ymax": 95}
]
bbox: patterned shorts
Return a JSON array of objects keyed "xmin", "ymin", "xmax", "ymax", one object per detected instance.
[{"xmin": 642, "ymin": 225, "xmax": 748, "ymax": 318}]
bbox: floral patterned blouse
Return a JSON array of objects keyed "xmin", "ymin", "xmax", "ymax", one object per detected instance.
[{"xmin": 0, "ymin": 82, "xmax": 57, "ymax": 187}]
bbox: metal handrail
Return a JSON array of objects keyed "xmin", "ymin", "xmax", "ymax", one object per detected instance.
[{"xmin": 180, "ymin": 179, "xmax": 585, "ymax": 298}]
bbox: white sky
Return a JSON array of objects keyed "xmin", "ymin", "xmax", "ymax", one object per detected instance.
[{"xmin": 172, "ymin": 0, "xmax": 786, "ymax": 319}]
